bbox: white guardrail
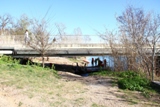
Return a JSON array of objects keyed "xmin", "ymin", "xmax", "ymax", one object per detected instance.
[
  {"xmin": 1, "ymin": 35, "xmax": 160, "ymax": 49},
  {"xmin": 0, "ymin": 35, "xmax": 108, "ymax": 49}
]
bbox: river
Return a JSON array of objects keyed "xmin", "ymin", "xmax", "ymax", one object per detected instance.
[{"xmin": 86, "ymin": 55, "xmax": 114, "ymax": 68}]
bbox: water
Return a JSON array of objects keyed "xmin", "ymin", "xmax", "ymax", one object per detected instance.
[
  {"xmin": 79, "ymin": 55, "xmax": 115, "ymax": 76},
  {"xmin": 86, "ymin": 55, "xmax": 114, "ymax": 68},
  {"xmin": 86, "ymin": 55, "xmax": 130, "ymax": 71}
]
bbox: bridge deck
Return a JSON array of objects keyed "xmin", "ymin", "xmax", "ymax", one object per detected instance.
[
  {"xmin": 12, "ymin": 48, "xmax": 111, "ymax": 57},
  {"xmin": 0, "ymin": 47, "xmax": 14, "ymax": 50}
]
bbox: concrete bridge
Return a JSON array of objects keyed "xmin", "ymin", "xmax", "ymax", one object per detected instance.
[
  {"xmin": 0, "ymin": 35, "xmax": 160, "ymax": 57},
  {"xmin": 0, "ymin": 35, "xmax": 110, "ymax": 56},
  {"xmin": 0, "ymin": 43, "xmax": 111, "ymax": 57}
]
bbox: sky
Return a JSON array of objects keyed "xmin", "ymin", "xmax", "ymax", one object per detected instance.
[{"xmin": 0, "ymin": 0, "xmax": 160, "ymax": 36}]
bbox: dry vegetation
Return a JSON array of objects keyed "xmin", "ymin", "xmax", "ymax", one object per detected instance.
[
  {"xmin": 98, "ymin": 6, "xmax": 160, "ymax": 81},
  {"xmin": 0, "ymin": 56, "xmax": 159, "ymax": 107},
  {"xmin": 0, "ymin": 5, "xmax": 160, "ymax": 107}
]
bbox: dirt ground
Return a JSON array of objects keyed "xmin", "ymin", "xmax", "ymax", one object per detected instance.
[{"xmin": 0, "ymin": 57, "xmax": 159, "ymax": 107}]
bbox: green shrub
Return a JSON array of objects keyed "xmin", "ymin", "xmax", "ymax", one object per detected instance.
[
  {"xmin": 0, "ymin": 55, "xmax": 57, "ymax": 75},
  {"xmin": 118, "ymin": 71, "xmax": 150, "ymax": 91},
  {"xmin": 91, "ymin": 71, "xmax": 107, "ymax": 76},
  {"xmin": 91, "ymin": 70, "xmax": 150, "ymax": 92},
  {"xmin": 0, "ymin": 55, "xmax": 13, "ymax": 63},
  {"xmin": 91, "ymin": 70, "xmax": 119, "ymax": 77},
  {"xmin": 0, "ymin": 55, "xmax": 20, "ymax": 64},
  {"xmin": 117, "ymin": 71, "xmax": 139, "ymax": 78}
]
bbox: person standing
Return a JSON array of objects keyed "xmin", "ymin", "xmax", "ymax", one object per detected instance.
[
  {"xmin": 103, "ymin": 59, "xmax": 107, "ymax": 68},
  {"xmin": 25, "ymin": 30, "xmax": 29, "ymax": 44},
  {"xmin": 95, "ymin": 58, "xmax": 98, "ymax": 66},
  {"xmin": 91, "ymin": 58, "xmax": 94, "ymax": 66}
]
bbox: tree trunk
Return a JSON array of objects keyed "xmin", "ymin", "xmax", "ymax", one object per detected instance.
[
  {"xmin": 42, "ymin": 55, "xmax": 45, "ymax": 68},
  {"xmin": 151, "ymin": 44, "xmax": 156, "ymax": 81}
]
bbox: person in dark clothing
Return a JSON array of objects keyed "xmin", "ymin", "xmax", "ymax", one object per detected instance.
[
  {"xmin": 103, "ymin": 59, "xmax": 107, "ymax": 68},
  {"xmin": 91, "ymin": 58, "xmax": 94, "ymax": 66},
  {"xmin": 95, "ymin": 58, "xmax": 99, "ymax": 66},
  {"xmin": 98, "ymin": 60, "xmax": 103, "ymax": 67}
]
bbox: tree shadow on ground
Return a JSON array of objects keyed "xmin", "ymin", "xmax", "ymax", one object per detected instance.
[
  {"xmin": 43, "ymin": 62, "xmax": 117, "ymax": 87},
  {"xmin": 58, "ymin": 70, "xmax": 115, "ymax": 87}
]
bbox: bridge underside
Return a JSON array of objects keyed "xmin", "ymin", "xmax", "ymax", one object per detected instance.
[
  {"xmin": 1, "ymin": 47, "xmax": 160, "ymax": 57},
  {"xmin": 11, "ymin": 48, "xmax": 111, "ymax": 57}
]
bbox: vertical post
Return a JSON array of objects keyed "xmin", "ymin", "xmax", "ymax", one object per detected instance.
[{"xmin": 152, "ymin": 44, "xmax": 156, "ymax": 81}]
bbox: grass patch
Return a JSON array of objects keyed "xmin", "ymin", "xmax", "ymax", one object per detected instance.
[
  {"xmin": 1, "ymin": 55, "xmax": 159, "ymax": 106},
  {"xmin": 91, "ymin": 103, "xmax": 105, "ymax": 107},
  {"xmin": 91, "ymin": 70, "xmax": 151, "ymax": 92},
  {"xmin": 90, "ymin": 70, "xmax": 160, "ymax": 105},
  {"xmin": 0, "ymin": 55, "xmax": 87, "ymax": 106},
  {"xmin": 74, "ymin": 98, "xmax": 84, "ymax": 103},
  {"xmin": 0, "ymin": 55, "xmax": 59, "ymax": 94},
  {"xmin": 18, "ymin": 101, "xmax": 23, "ymax": 107}
]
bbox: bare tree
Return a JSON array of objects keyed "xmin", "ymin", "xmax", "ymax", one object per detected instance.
[
  {"xmin": 83, "ymin": 35, "xmax": 91, "ymax": 43},
  {"xmin": 98, "ymin": 30, "xmax": 126, "ymax": 71},
  {"xmin": 0, "ymin": 14, "xmax": 12, "ymax": 35},
  {"xmin": 145, "ymin": 15, "xmax": 160, "ymax": 80},
  {"xmin": 12, "ymin": 14, "xmax": 31, "ymax": 35},
  {"xmin": 99, "ymin": 6, "xmax": 160, "ymax": 81},
  {"xmin": 73, "ymin": 27, "xmax": 83, "ymax": 43},
  {"xmin": 55, "ymin": 24, "xmax": 86, "ymax": 44},
  {"xmin": 55, "ymin": 23, "xmax": 67, "ymax": 43},
  {"xmin": 10, "ymin": 14, "xmax": 32, "ymax": 42},
  {"xmin": 117, "ymin": 6, "xmax": 160, "ymax": 80},
  {"xmin": 28, "ymin": 19, "xmax": 55, "ymax": 68}
]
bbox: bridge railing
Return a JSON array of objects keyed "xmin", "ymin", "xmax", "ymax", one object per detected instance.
[
  {"xmin": 2, "ymin": 35, "xmax": 160, "ymax": 50},
  {"xmin": 51, "ymin": 43, "xmax": 108, "ymax": 48},
  {"xmin": 0, "ymin": 35, "xmax": 25, "ymax": 49},
  {"xmin": 0, "ymin": 35, "xmax": 109, "ymax": 49}
]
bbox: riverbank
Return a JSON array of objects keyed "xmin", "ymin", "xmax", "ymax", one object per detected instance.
[
  {"xmin": 0, "ymin": 71, "xmax": 159, "ymax": 107},
  {"xmin": 0, "ymin": 56, "xmax": 159, "ymax": 107}
]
